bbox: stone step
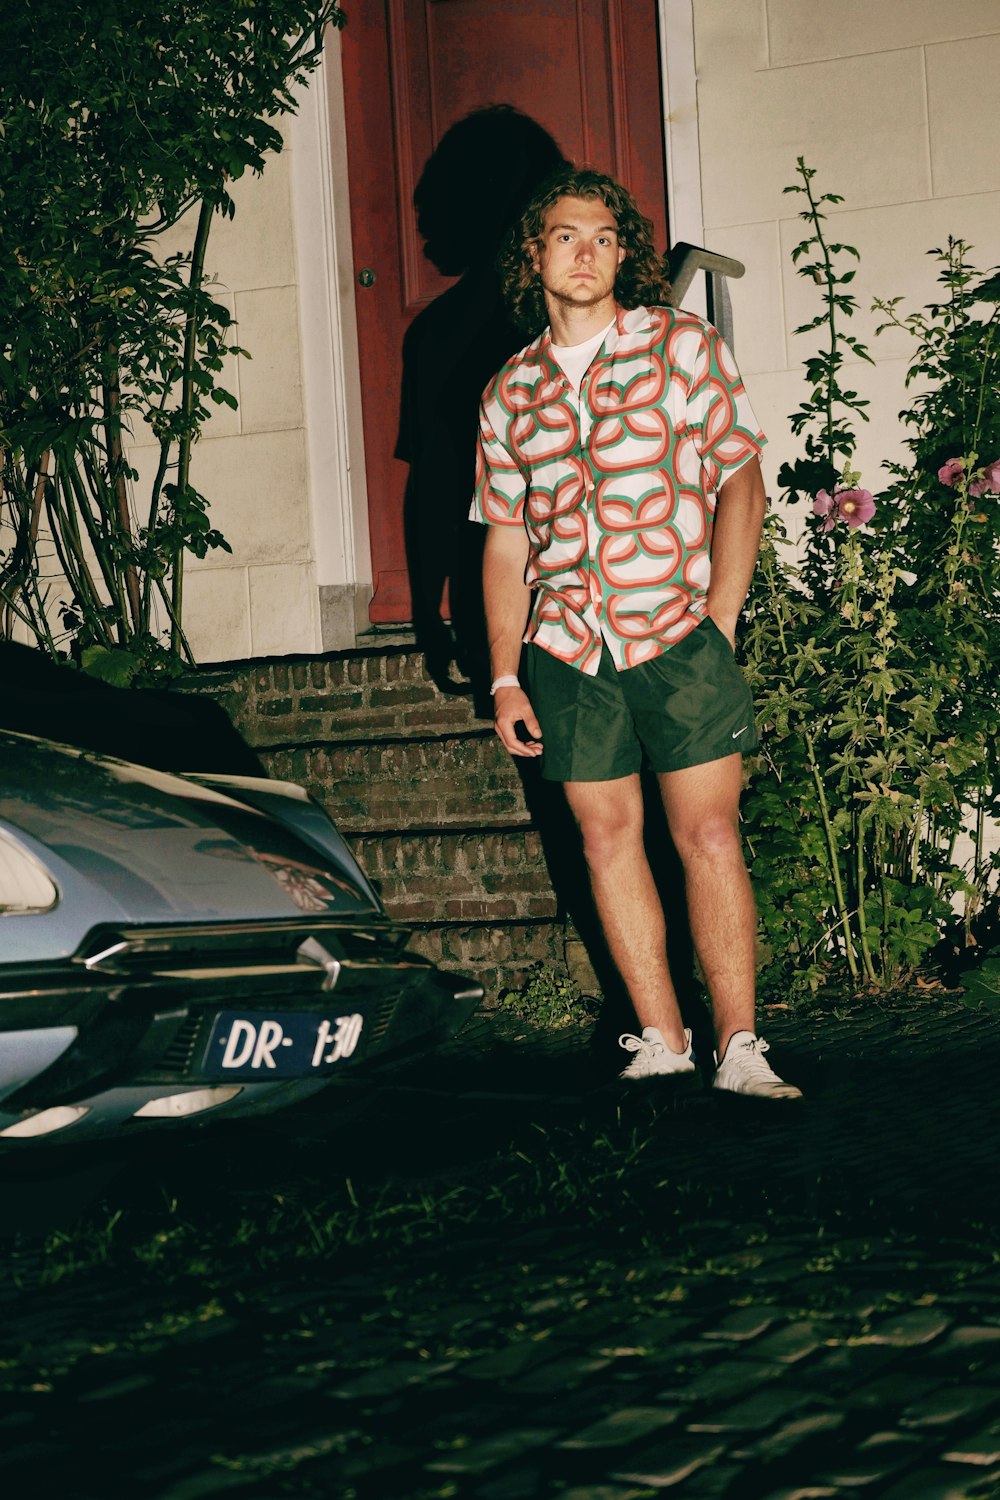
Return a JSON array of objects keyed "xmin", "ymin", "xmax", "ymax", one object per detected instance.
[
  {"xmin": 181, "ymin": 642, "xmax": 485, "ymax": 748},
  {"xmin": 349, "ymin": 826, "xmax": 558, "ymax": 925},
  {"xmin": 260, "ymin": 731, "xmax": 532, "ymax": 834}
]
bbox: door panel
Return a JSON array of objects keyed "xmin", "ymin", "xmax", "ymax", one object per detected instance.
[{"xmin": 342, "ymin": 0, "xmax": 668, "ymax": 625}]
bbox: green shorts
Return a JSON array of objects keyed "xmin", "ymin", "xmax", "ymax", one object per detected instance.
[{"xmin": 525, "ymin": 621, "xmax": 760, "ymax": 782}]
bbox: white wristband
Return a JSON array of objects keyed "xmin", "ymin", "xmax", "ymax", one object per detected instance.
[{"xmin": 490, "ymin": 674, "xmax": 520, "ymax": 695}]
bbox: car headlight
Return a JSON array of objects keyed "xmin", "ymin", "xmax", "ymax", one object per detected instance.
[{"xmin": 0, "ymin": 829, "xmax": 58, "ymax": 915}]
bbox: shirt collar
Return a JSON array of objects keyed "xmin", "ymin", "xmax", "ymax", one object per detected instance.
[{"xmin": 536, "ymin": 303, "xmax": 654, "ymax": 373}]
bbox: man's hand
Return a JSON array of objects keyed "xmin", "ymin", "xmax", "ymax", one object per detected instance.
[
  {"xmin": 493, "ymin": 684, "xmax": 543, "ymax": 758},
  {"xmin": 483, "ymin": 524, "xmax": 540, "ymax": 757},
  {"xmin": 706, "ymin": 609, "xmax": 738, "ymax": 651}
]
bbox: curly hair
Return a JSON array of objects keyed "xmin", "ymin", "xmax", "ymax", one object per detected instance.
[{"xmin": 497, "ymin": 167, "xmax": 672, "ymax": 336}]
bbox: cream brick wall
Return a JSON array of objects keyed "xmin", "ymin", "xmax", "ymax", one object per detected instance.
[
  {"xmin": 693, "ymin": 0, "xmax": 1000, "ymax": 538},
  {"xmin": 126, "ymin": 144, "xmax": 321, "ymax": 663}
]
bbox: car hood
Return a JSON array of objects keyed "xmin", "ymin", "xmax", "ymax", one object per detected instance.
[{"xmin": 0, "ymin": 734, "xmax": 377, "ymax": 958}]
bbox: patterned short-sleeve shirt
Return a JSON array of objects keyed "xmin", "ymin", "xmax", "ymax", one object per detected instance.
[{"xmin": 471, "ymin": 303, "xmax": 766, "ymax": 674}]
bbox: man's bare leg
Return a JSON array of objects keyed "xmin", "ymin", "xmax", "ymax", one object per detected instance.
[
  {"xmin": 563, "ymin": 774, "xmax": 688, "ymax": 1053},
  {"xmin": 657, "ymin": 753, "xmax": 756, "ymax": 1057}
]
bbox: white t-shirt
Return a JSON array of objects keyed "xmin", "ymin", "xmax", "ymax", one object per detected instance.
[
  {"xmin": 549, "ymin": 319, "xmax": 617, "ymax": 653},
  {"xmin": 549, "ymin": 320, "xmax": 615, "ymax": 442}
]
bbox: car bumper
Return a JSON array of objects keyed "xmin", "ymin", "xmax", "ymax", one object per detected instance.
[{"xmin": 0, "ymin": 917, "xmax": 482, "ymax": 1143}]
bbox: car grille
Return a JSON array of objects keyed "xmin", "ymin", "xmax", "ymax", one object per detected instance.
[
  {"xmin": 157, "ymin": 1013, "xmax": 206, "ymax": 1075},
  {"xmin": 77, "ymin": 916, "xmax": 407, "ymax": 978}
]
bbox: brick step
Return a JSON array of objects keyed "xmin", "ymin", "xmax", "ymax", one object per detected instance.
[
  {"xmin": 401, "ymin": 918, "xmax": 568, "ymax": 1002},
  {"xmin": 349, "ymin": 826, "xmax": 558, "ymax": 924},
  {"xmin": 181, "ymin": 643, "xmax": 485, "ymax": 748},
  {"xmin": 261, "ymin": 732, "xmax": 532, "ymax": 834},
  {"xmin": 175, "ymin": 644, "xmax": 586, "ymax": 1002}
]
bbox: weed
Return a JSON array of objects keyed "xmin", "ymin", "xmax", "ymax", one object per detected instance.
[{"xmin": 496, "ymin": 963, "xmax": 598, "ymax": 1028}]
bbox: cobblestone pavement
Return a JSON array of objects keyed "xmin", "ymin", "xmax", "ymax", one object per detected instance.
[{"xmin": 1, "ymin": 995, "xmax": 999, "ymax": 1499}]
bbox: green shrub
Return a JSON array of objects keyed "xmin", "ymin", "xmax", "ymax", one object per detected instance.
[{"xmin": 0, "ymin": 1, "xmax": 343, "ymax": 681}]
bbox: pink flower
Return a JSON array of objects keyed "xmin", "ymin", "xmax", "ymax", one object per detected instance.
[
  {"xmin": 837, "ymin": 488, "xmax": 876, "ymax": 528},
  {"xmin": 969, "ymin": 458, "xmax": 1000, "ymax": 497},
  {"xmin": 938, "ymin": 458, "xmax": 965, "ymax": 487},
  {"xmin": 815, "ymin": 492, "xmax": 839, "ymax": 528},
  {"xmin": 812, "ymin": 488, "xmax": 836, "ymax": 532},
  {"xmin": 812, "ymin": 487, "xmax": 876, "ymax": 531}
]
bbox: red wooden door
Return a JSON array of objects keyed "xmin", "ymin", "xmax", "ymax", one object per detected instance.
[{"xmin": 341, "ymin": 0, "xmax": 669, "ymax": 625}]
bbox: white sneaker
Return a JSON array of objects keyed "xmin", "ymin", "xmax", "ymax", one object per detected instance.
[
  {"xmin": 618, "ymin": 1026, "xmax": 696, "ymax": 1080},
  {"xmin": 713, "ymin": 1030, "xmax": 802, "ymax": 1100}
]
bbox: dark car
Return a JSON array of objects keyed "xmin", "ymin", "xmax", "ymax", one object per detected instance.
[{"xmin": 0, "ymin": 731, "xmax": 481, "ymax": 1143}]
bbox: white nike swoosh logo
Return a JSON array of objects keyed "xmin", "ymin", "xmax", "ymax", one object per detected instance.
[{"xmin": 732, "ymin": 726, "xmax": 749, "ymax": 738}]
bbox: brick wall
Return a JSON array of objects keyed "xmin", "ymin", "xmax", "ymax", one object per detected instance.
[
  {"xmin": 261, "ymin": 735, "xmax": 528, "ymax": 834},
  {"xmin": 182, "ymin": 645, "xmax": 481, "ymax": 748},
  {"xmin": 350, "ymin": 828, "xmax": 558, "ymax": 924}
]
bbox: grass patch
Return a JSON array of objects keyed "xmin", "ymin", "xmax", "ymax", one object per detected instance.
[{"xmin": 7, "ymin": 1108, "xmax": 670, "ymax": 1294}]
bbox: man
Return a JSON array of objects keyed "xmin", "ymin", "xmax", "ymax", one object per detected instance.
[{"xmin": 471, "ymin": 167, "xmax": 801, "ymax": 1099}]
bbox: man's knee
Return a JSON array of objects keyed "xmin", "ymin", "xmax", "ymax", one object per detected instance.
[
  {"xmin": 567, "ymin": 785, "xmax": 643, "ymax": 864},
  {"xmin": 671, "ymin": 810, "xmax": 742, "ymax": 864}
]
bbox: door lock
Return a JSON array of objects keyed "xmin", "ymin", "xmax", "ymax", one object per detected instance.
[{"xmin": 357, "ymin": 268, "xmax": 376, "ymax": 287}]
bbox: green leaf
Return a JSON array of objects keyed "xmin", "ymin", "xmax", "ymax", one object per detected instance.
[
  {"xmin": 80, "ymin": 645, "xmax": 141, "ymax": 687},
  {"xmin": 972, "ymin": 271, "xmax": 1000, "ymax": 302},
  {"xmin": 777, "ymin": 457, "xmax": 838, "ymax": 496}
]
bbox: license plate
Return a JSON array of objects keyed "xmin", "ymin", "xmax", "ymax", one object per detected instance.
[{"xmin": 203, "ymin": 1009, "xmax": 366, "ymax": 1078}]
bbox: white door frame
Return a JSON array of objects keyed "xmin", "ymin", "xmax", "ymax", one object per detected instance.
[
  {"xmin": 289, "ymin": 30, "xmax": 373, "ymax": 652},
  {"xmin": 659, "ymin": 0, "xmax": 706, "ymax": 284}
]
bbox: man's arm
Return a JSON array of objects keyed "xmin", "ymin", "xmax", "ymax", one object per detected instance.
[
  {"xmin": 482, "ymin": 523, "xmax": 543, "ymax": 758},
  {"xmin": 705, "ymin": 455, "xmax": 767, "ymax": 648}
]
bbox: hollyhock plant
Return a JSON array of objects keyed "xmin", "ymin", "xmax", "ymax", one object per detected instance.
[
  {"xmin": 812, "ymin": 486, "xmax": 876, "ymax": 531},
  {"xmin": 969, "ymin": 458, "xmax": 1000, "ymax": 497},
  {"xmin": 750, "ymin": 169, "xmax": 998, "ymax": 994}
]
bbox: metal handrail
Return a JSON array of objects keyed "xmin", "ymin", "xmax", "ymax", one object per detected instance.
[{"xmin": 667, "ymin": 241, "xmax": 745, "ymax": 348}]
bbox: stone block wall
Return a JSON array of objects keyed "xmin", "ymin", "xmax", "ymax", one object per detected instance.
[
  {"xmin": 127, "ymin": 145, "xmax": 325, "ymax": 663},
  {"xmin": 693, "ymin": 0, "xmax": 1000, "ymax": 534}
]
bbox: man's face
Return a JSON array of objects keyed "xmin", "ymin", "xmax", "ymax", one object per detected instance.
[{"xmin": 529, "ymin": 195, "xmax": 625, "ymax": 313}]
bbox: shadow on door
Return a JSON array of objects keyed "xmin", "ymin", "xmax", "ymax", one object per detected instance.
[{"xmin": 397, "ymin": 105, "xmax": 566, "ymax": 700}]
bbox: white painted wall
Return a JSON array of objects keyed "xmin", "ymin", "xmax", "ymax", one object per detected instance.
[{"xmin": 687, "ymin": 0, "xmax": 1000, "ymax": 533}]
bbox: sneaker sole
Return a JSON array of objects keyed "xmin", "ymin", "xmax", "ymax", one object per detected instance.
[
  {"xmin": 712, "ymin": 1085, "xmax": 804, "ymax": 1104},
  {"xmin": 620, "ymin": 1068, "xmax": 700, "ymax": 1089}
]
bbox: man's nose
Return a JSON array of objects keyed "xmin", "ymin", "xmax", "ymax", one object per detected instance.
[{"xmin": 576, "ymin": 240, "xmax": 595, "ymax": 261}]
